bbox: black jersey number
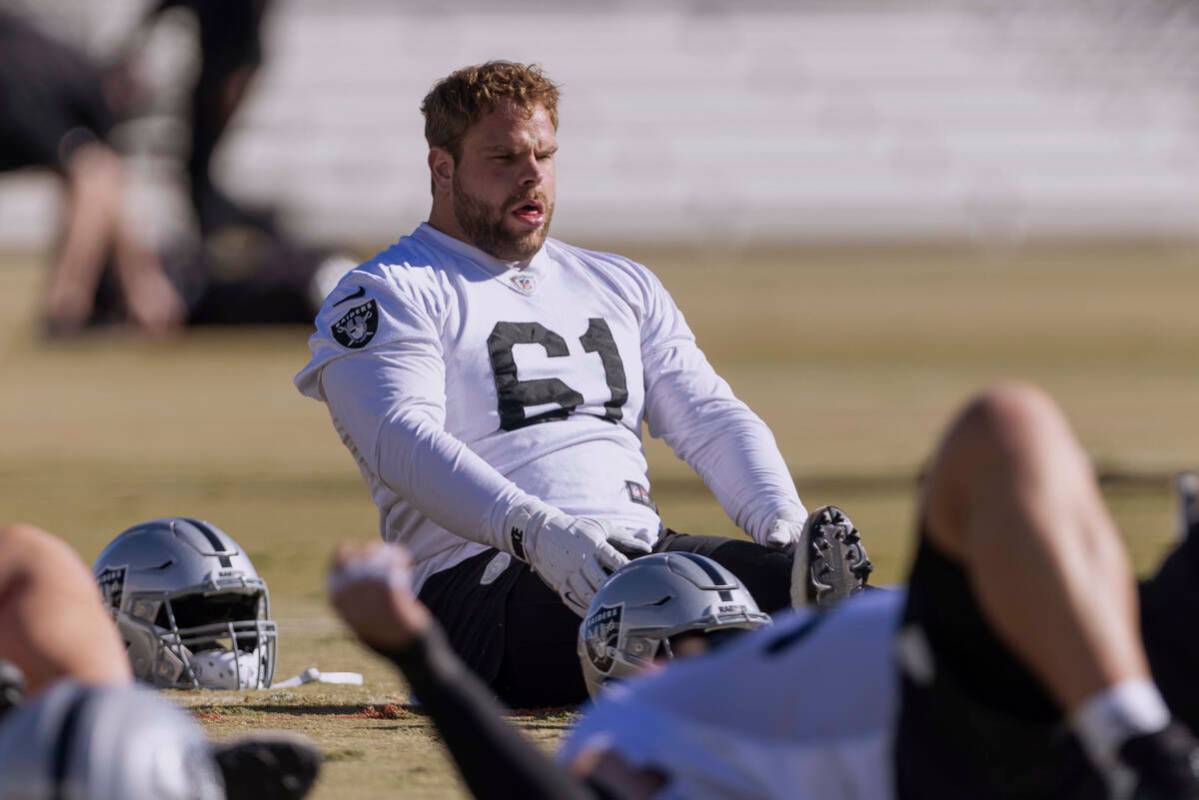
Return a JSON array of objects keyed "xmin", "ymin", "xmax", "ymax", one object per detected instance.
[{"xmin": 488, "ymin": 319, "xmax": 628, "ymax": 431}]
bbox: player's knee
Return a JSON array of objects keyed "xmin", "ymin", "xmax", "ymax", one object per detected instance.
[
  {"xmin": 923, "ymin": 383, "xmax": 1067, "ymax": 544},
  {"xmin": 0, "ymin": 523, "xmax": 62, "ymax": 566},
  {"xmin": 0, "ymin": 522, "xmax": 49, "ymax": 544},
  {"xmin": 953, "ymin": 382, "xmax": 1064, "ymax": 455},
  {"xmin": 0, "ymin": 523, "xmax": 93, "ymax": 592}
]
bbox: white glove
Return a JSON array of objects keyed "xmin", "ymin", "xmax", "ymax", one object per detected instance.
[
  {"xmin": 606, "ymin": 525, "xmax": 658, "ymax": 556},
  {"xmin": 761, "ymin": 505, "xmax": 808, "ymax": 551},
  {"xmin": 502, "ymin": 501, "xmax": 629, "ymax": 616}
]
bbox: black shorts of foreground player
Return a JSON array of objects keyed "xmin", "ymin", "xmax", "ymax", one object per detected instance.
[
  {"xmin": 296, "ymin": 60, "xmax": 870, "ymax": 707},
  {"xmin": 330, "ymin": 384, "xmax": 1199, "ymax": 800}
]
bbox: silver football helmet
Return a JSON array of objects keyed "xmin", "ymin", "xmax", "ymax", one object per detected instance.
[
  {"xmin": 0, "ymin": 679, "xmax": 225, "ymax": 799},
  {"xmin": 577, "ymin": 552, "xmax": 771, "ymax": 698},
  {"xmin": 93, "ymin": 518, "xmax": 277, "ymax": 690}
]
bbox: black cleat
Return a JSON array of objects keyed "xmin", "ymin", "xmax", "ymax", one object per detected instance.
[
  {"xmin": 794, "ymin": 505, "xmax": 874, "ymax": 609},
  {"xmin": 0, "ymin": 661, "xmax": 25, "ymax": 722},
  {"xmin": 211, "ymin": 732, "xmax": 323, "ymax": 800},
  {"xmin": 1122, "ymin": 724, "xmax": 1199, "ymax": 800}
]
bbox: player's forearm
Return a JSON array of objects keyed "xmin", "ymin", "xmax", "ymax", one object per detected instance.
[
  {"xmin": 678, "ymin": 416, "xmax": 804, "ymax": 539},
  {"xmin": 369, "ymin": 409, "xmax": 534, "ymax": 548},
  {"xmin": 646, "ymin": 368, "xmax": 804, "ymax": 542},
  {"xmin": 321, "ymin": 356, "xmax": 541, "ymax": 554},
  {"xmin": 384, "ymin": 625, "xmax": 597, "ymax": 800}
]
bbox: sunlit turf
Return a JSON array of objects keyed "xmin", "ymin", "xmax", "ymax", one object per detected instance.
[{"xmin": 2, "ymin": 243, "xmax": 1197, "ymax": 797}]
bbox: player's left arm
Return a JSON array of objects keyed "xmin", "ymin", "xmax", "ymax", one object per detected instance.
[{"xmin": 638, "ymin": 272, "xmax": 806, "ymax": 548}]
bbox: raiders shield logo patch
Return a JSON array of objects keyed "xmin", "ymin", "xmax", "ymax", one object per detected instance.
[
  {"xmin": 331, "ymin": 299, "xmax": 378, "ymax": 349},
  {"xmin": 97, "ymin": 565, "xmax": 127, "ymax": 612},
  {"xmin": 582, "ymin": 603, "xmax": 624, "ymax": 674}
]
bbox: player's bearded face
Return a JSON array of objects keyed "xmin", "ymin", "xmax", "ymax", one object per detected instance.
[
  {"xmin": 451, "ymin": 174, "xmax": 554, "ymax": 262},
  {"xmin": 450, "ymin": 103, "xmax": 557, "ymax": 262}
]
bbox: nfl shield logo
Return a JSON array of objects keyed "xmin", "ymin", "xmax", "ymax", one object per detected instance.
[
  {"xmin": 332, "ymin": 299, "xmax": 378, "ymax": 349},
  {"xmin": 625, "ymin": 481, "xmax": 657, "ymax": 512},
  {"xmin": 508, "ymin": 274, "xmax": 536, "ymax": 295},
  {"xmin": 582, "ymin": 603, "xmax": 624, "ymax": 674}
]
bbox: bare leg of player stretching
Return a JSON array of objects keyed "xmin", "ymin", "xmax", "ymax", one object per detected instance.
[
  {"xmin": 904, "ymin": 382, "xmax": 1193, "ymax": 797},
  {"xmin": 922, "ymin": 383, "xmax": 1148, "ymax": 713},
  {"xmin": 0, "ymin": 523, "xmax": 131, "ymax": 694}
]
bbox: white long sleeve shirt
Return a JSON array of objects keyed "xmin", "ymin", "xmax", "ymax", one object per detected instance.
[{"xmin": 295, "ymin": 223, "xmax": 804, "ymax": 591}]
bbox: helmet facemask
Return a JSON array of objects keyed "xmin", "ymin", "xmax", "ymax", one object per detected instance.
[{"xmin": 122, "ymin": 575, "xmax": 277, "ymax": 690}]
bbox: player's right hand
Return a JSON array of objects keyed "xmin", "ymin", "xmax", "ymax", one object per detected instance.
[
  {"xmin": 762, "ymin": 505, "xmax": 808, "ymax": 551},
  {"xmin": 503, "ymin": 502, "xmax": 629, "ymax": 616},
  {"xmin": 605, "ymin": 525, "xmax": 656, "ymax": 557}
]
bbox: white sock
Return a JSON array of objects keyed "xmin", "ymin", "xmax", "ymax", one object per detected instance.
[{"xmin": 1071, "ymin": 680, "xmax": 1171, "ymax": 770}]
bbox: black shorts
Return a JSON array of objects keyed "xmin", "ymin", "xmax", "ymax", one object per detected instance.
[
  {"xmin": 894, "ymin": 536, "xmax": 1103, "ymax": 800},
  {"xmin": 1139, "ymin": 530, "xmax": 1199, "ymax": 735},
  {"xmin": 0, "ymin": 12, "xmax": 114, "ymax": 173},
  {"xmin": 417, "ymin": 530, "xmax": 793, "ymax": 708},
  {"xmin": 157, "ymin": 0, "xmax": 268, "ymax": 71}
]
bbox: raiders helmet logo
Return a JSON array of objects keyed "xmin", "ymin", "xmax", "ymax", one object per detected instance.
[
  {"xmin": 582, "ymin": 603, "xmax": 624, "ymax": 674},
  {"xmin": 97, "ymin": 565, "xmax": 127, "ymax": 611},
  {"xmin": 331, "ymin": 299, "xmax": 378, "ymax": 349}
]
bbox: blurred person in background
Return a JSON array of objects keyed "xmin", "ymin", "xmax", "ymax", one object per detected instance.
[
  {"xmin": 0, "ymin": 4, "xmax": 351, "ymax": 336},
  {"xmin": 0, "ymin": 9, "xmax": 185, "ymax": 336},
  {"xmin": 124, "ymin": 0, "xmax": 356, "ymax": 325},
  {"xmin": 136, "ymin": 0, "xmax": 275, "ymax": 237}
]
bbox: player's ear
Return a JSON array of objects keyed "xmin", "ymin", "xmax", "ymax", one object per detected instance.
[{"xmin": 428, "ymin": 148, "xmax": 454, "ymax": 192}]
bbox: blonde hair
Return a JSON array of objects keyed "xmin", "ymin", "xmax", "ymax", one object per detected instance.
[{"xmin": 421, "ymin": 61, "xmax": 560, "ymax": 158}]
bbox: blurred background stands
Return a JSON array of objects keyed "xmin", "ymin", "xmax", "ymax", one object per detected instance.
[{"xmin": 2, "ymin": 0, "xmax": 1199, "ymax": 251}]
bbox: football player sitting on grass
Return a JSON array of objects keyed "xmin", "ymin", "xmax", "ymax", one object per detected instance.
[{"xmin": 298, "ymin": 60, "xmax": 871, "ymax": 708}]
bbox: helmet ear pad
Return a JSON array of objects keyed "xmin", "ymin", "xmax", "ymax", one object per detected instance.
[
  {"xmin": 577, "ymin": 552, "xmax": 771, "ymax": 699},
  {"xmin": 121, "ymin": 622, "xmax": 192, "ymax": 686}
]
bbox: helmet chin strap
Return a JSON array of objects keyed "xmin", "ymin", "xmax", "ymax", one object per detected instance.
[{"xmin": 189, "ymin": 649, "xmax": 261, "ymax": 690}]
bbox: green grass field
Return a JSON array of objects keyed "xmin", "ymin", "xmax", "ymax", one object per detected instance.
[{"xmin": 2, "ymin": 242, "xmax": 1198, "ymax": 797}]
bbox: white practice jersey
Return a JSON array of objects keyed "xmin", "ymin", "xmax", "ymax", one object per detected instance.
[
  {"xmin": 295, "ymin": 224, "xmax": 804, "ymax": 591},
  {"xmin": 559, "ymin": 589, "xmax": 906, "ymax": 800}
]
